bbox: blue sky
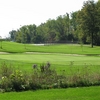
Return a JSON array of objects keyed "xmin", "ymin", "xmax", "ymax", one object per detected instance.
[{"xmin": 0, "ymin": 0, "xmax": 98, "ymax": 38}]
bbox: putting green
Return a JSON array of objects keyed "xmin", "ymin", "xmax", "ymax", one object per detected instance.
[{"xmin": 0, "ymin": 53, "xmax": 100, "ymax": 65}]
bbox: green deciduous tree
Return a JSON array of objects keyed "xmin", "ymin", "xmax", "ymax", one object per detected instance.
[
  {"xmin": 77, "ymin": 0, "xmax": 100, "ymax": 47},
  {"xmin": 56, "ymin": 14, "xmax": 70, "ymax": 42},
  {"xmin": 0, "ymin": 36, "xmax": 2, "ymax": 49},
  {"xmin": 9, "ymin": 30, "xmax": 17, "ymax": 41},
  {"xmin": 8, "ymin": 0, "xmax": 100, "ymax": 45}
]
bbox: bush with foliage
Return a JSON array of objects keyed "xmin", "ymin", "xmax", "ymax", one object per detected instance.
[{"xmin": 0, "ymin": 62, "xmax": 100, "ymax": 92}]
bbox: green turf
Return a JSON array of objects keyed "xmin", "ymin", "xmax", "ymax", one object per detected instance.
[
  {"xmin": 0, "ymin": 53, "xmax": 100, "ymax": 64},
  {"xmin": 0, "ymin": 86, "xmax": 100, "ymax": 100},
  {"xmin": 0, "ymin": 41, "xmax": 100, "ymax": 74},
  {"xmin": 0, "ymin": 41, "xmax": 100, "ymax": 99},
  {"xmin": 0, "ymin": 41, "xmax": 100, "ymax": 54},
  {"xmin": 0, "ymin": 53, "xmax": 100, "ymax": 74}
]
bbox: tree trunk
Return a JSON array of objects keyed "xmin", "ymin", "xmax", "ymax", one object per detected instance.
[{"xmin": 91, "ymin": 32, "xmax": 93, "ymax": 48}]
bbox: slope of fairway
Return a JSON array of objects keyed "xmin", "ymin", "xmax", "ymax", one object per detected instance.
[
  {"xmin": 0, "ymin": 86, "xmax": 100, "ymax": 100},
  {"xmin": 0, "ymin": 41, "xmax": 100, "ymax": 54}
]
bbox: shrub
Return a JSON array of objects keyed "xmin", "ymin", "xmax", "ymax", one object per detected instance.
[
  {"xmin": 0, "ymin": 62, "xmax": 100, "ymax": 92},
  {"xmin": 29, "ymin": 62, "xmax": 57, "ymax": 90},
  {"xmin": 28, "ymin": 73, "xmax": 42, "ymax": 90},
  {"xmin": 0, "ymin": 62, "xmax": 14, "ymax": 92},
  {"xmin": 10, "ymin": 70, "xmax": 27, "ymax": 91},
  {"xmin": 0, "ymin": 62, "xmax": 29, "ymax": 92},
  {"xmin": 0, "ymin": 62, "xmax": 14, "ymax": 78},
  {"xmin": 0, "ymin": 76, "xmax": 12, "ymax": 92}
]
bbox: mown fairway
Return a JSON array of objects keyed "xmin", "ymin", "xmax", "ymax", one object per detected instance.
[
  {"xmin": 0, "ymin": 41, "xmax": 100, "ymax": 54},
  {"xmin": 0, "ymin": 53, "xmax": 100, "ymax": 74},
  {"xmin": 0, "ymin": 41, "xmax": 100, "ymax": 73},
  {"xmin": 0, "ymin": 86, "xmax": 100, "ymax": 100}
]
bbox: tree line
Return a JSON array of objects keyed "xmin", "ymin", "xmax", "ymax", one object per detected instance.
[{"xmin": 9, "ymin": 0, "xmax": 100, "ymax": 47}]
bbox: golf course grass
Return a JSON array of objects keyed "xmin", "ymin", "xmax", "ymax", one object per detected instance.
[
  {"xmin": 0, "ymin": 41, "xmax": 100, "ymax": 100},
  {"xmin": 0, "ymin": 41, "xmax": 100, "ymax": 54},
  {"xmin": 0, "ymin": 52, "xmax": 100, "ymax": 74},
  {"xmin": 0, "ymin": 86, "xmax": 100, "ymax": 100}
]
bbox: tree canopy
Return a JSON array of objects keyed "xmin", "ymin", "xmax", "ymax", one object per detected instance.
[
  {"xmin": 77, "ymin": 0, "xmax": 100, "ymax": 47},
  {"xmin": 9, "ymin": 0, "xmax": 100, "ymax": 47}
]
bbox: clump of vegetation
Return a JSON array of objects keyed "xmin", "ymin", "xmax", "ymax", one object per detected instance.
[{"xmin": 0, "ymin": 62, "xmax": 100, "ymax": 92}]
